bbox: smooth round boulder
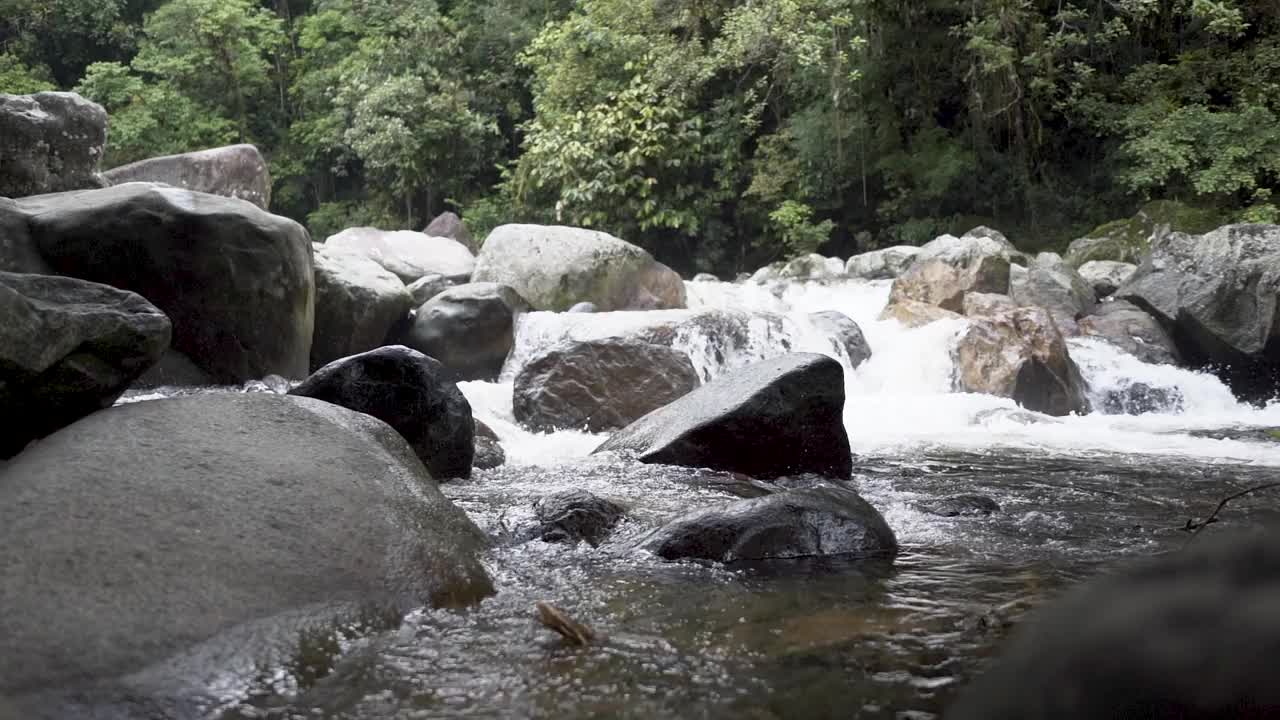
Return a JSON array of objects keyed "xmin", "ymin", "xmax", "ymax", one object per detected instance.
[
  {"xmin": 311, "ymin": 245, "xmax": 413, "ymax": 370},
  {"xmin": 102, "ymin": 144, "xmax": 272, "ymax": 209},
  {"xmin": 594, "ymin": 353, "xmax": 853, "ymax": 480},
  {"xmin": 1077, "ymin": 300, "xmax": 1180, "ymax": 365},
  {"xmin": 22, "ymin": 183, "xmax": 314, "ymax": 383},
  {"xmin": 472, "ymin": 224, "xmax": 686, "ymax": 311},
  {"xmin": 0, "ymin": 392, "xmax": 491, "ymax": 717},
  {"xmin": 289, "ymin": 345, "xmax": 475, "ymax": 479},
  {"xmin": 514, "ymin": 338, "xmax": 700, "ymax": 433},
  {"xmin": 947, "ymin": 530, "xmax": 1280, "ymax": 719},
  {"xmin": 0, "ymin": 272, "xmax": 171, "ymax": 457},
  {"xmin": 0, "ymin": 92, "xmax": 107, "ymax": 198},
  {"xmin": 807, "ymin": 311, "xmax": 872, "ymax": 369},
  {"xmin": 325, "ymin": 227, "xmax": 475, "ymax": 283},
  {"xmin": 955, "ymin": 306, "xmax": 1091, "ymax": 416},
  {"xmin": 401, "ymin": 282, "xmax": 530, "ymax": 382},
  {"xmin": 640, "ymin": 486, "xmax": 897, "ymax": 563},
  {"xmin": 406, "ymin": 272, "xmax": 468, "ymax": 306},
  {"xmin": 423, "ymin": 211, "xmax": 475, "ymax": 252}
]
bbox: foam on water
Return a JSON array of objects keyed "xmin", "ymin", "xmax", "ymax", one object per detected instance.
[{"xmin": 463, "ymin": 276, "xmax": 1280, "ymax": 469}]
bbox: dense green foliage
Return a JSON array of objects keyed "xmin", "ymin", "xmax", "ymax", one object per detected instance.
[{"xmin": 3, "ymin": 0, "xmax": 1277, "ymax": 272}]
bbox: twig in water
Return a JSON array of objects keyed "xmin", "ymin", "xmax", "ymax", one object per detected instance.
[
  {"xmin": 1181, "ymin": 482, "xmax": 1280, "ymax": 545},
  {"xmin": 536, "ymin": 602, "xmax": 595, "ymax": 647}
]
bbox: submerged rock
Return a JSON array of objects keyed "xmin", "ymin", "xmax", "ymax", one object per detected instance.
[
  {"xmin": 916, "ymin": 494, "xmax": 1001, "ymax": 517},
  {"xmin": 103, "ymin": 144, "xmax": 272, "ymax": 209},
  {"xmin": 325, "ymin": 227, "xmax": 475, "ymax": 284},
  {"xmin": 311, "ymin": 245, "xmax": 414, "ymax": 370},
  {"xmin": 947, "ymin": 530, "xmax": 1280, "ymax": 719},
  {"xmin": 1099, "ymin": 382, "xmax": 1184, "ymax": 415},
  {"xmin": 0, "ymin": 272, "xmax": 171, "ymax": 458},
  {"xmin": 532, "ymin": 490, "xmax": 626, "ymax": 547},
  {"xmin": 955, "ymin": 306, "xmax": 1091, "ymax": 416},
  {"xmin": 846, "ymin": 245, "xmax": 921, "ymax": 280},
  {"xmin": 472, "ymin": 224, "xmax": 685, "ymax": 311},
  {"xmin": 289, "ymin": 346, "xmax": 475, "ymax": 480},
  {"xmin": 640, "ymin": 486, "xmax": 897, "ymax": 563},
  {"xmin": 0, "ymin": 392, "xmax": 491, "ymax": 719},
  {"xmin": 594, "ymin": 353, "xmax": 852, "ymax": 480},
  {"xmin": 514, "ymin": 337, "xmax": 699, "ymax": 433},
  {"xmin": 807, "ymin": 311, "xmax": 872, "ymax": 369},
  {"xmin": 1077, "ymin": 300, "xmax": 1180, "ymax": 366},
  {"xmin": 401, "ymin": 282, "xmax": 530, "ymax": 382},
  {"xmin": 1118, "ymin": 224, "xmax": 1280, "ymax": 398},
  {"xmin": 24, "ymin": 182, "xmax": 314, "ymax": 383},
  {"xmin": 0, "ymin": 92, "xmax": 108, "ymax": 198}
]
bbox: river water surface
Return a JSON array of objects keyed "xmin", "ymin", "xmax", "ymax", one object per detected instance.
[{"xmin": 220, "ymin": 277, "xmax": 1280, "ymax": 719}]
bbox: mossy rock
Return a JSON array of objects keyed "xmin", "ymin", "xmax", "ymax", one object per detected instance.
[{"xmin": 1064, "ymin": 201, "xmax": 1228, "ymax": 268}]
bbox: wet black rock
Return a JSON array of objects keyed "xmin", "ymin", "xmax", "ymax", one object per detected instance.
[
  {"xmin": 640, "ymin": 486, "xmax": 897, "ymax": 563},
  {"xmin": 289, "ymin": 346, "xmax": 475, "ymax": 480},
  {"xmin": 1100, "ymin": 382, "xmax": 1185, "ymax": 415},
  {"xmin": 473, "ymin": 417, "xmax": 506, "ymax": 470},
  {"xmin": 400, "ymin": 282, "xmax": 529, "ymax": 382},
  {"xmin": 0, "ymin": 272, "xmax": 171, "ymax": 458},
  {"xmin": 917, "ymin": 494, "xmax": 1001, "ymax": 517},
  {"xmin": 947, "ymin": 530, "xmax": 1280, "ymax": 719},
  {"xmin": 532, "ymin": 490, "xmax": 626, "ymax": 547},
  {"xmin": 594, "ymin": 353, "xmax": 852, "ymax": 480}
]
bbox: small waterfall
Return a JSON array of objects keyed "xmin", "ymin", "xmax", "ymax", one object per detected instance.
[{"xmin": 461, "ymin": 276, "xmax": 1280, "ymax": 467}]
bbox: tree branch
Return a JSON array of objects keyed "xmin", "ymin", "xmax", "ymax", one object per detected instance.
[{"xmin": 1181, "ymin": 482, "xmax": 1280, "ymax": 545}]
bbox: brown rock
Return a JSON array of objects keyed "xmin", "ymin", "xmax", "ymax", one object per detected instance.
[{"xmin": 955, "ymin": 306, "xmax": 1091, "ymax": 416}]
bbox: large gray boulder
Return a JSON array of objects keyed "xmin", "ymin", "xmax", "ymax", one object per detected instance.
[
  {"xmin": 1063, "ymin": 200, "xmax": 1225, "ymax": 268},
  {"xmin": 103, "ymin": 144, "xmax": 272, "ymax": 209},
  {"xmin": 1077, "ymin": 260, "xmax": 1137, "ymax": 299},
  {"xmin": 845, "ymin": 245, "xmax": 921, "ymax": 280},
  {"xmin": 0, "ymin": 198, "xmax": 48, "ymax": 273},
  {"xmin": 290, "ymin": 346, "xmax": 475, "ymax": 480},
  {"xmin": 423, "ymin": 211, "xmax": 476, "ymax": 252},
  {"xmin": 1118, "ymin": 224, "xmax": 1280, "ymax": 393},
  {"xmin": 0, "ymin": 272, "xmax": 170, "ymax": 457},
  {"xmin": 807, "ymin": 311, "xmax": 872, "ymax": 369},
  {"xmin": 21, "ymin": 183, "xmax": 314, "ymax": 383},
  {"xmin": 0, "ymin": 392, "xmax": 492, "ymax": 718},
  {"xmin": 1010, "ymin": 252, "xmax": 1095, "ymax": 334},
  {"xmin": 1077, "ymin": 300, "xmax": 1180, "ymax": 365},
  {"xmin": 325, "ymin": 227, "xmax": 475, "ymax": 284},
  {"xmin": 0, "ymin": 92, "xmax": 108, "ymax": 198},
  {"xmin": 916, "ymin": 227, "xmax": 1025, "ymax": 269},
  {"xmin": 594, "ymin": 353, "xmax": 852, "ymax": 480},
  {"xmin": 955, "ymin": 306, "xmax": 1091, "ymax": 416},
  {"xmin": 883, "ymin": 256, "xmax": 1010, "ymax": 314},
  {"xmin": 400, "ymin": 282, "xmax": 529, "ymax": 382},
  {"xmin": 640, "ymin": 485, "xmax": 897, "ymax": 563},
  {"xmin": 514, "ymin": 338, "xmax": 700, "ymax": 433},
  {"xmin": 948, "ymin": 530, "xmax": 1280, "ymax": 719},
  {"xmin": 472, "ymin": 224, "xmax": 686, "ymax": 311},
  {"xmin": 406, "ymin": 272, "xmax": 469, "ymax": 306},
  {"xmin": 311, "ymin": 245, "xmax": 413, "ymax": 370}
]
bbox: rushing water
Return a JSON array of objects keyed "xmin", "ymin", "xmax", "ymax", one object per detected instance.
[{"xmin": 220, "ymin": 277, "xmax": 1280, "ymax": 719}]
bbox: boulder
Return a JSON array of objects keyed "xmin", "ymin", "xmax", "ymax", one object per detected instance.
[
  {"xmin": 640, "ymin": 485, "xmax": 897, "ymax": 563},
  {"xmin": 845, "ymin": 245, "xmax": 921, "ymax": 280},
  {"xmin": 23, "ymin": 183, "xmax": 314, "ymax": 383},
  {"xmin": 568, "ymin": 301, "xmax": 598, "ymax": 313},
  {"xmin": 400, "ymin": 282, "xmax": 529, "ymax": 382},
  {"xmin": 532, "ymin": 490, "xmax": 626, "ymax": 547},
  {"xmin": 1009, "ymin": 252, "xmax": 1094, "ymax": 334},
  {"xmin": 750, "ymin": 254, "xmax": 845, "ymax": 284},
  {"xmin": 406, "ymin": 272, "xmax": 468, "ymax": 306},
  {"xmin": 471, "ymin": 224, "xmax": 686, "ymax": 311},
  {"xmin": 916, "ymin": 494, "xmax": 1000, "ymax": 518},
  {"xmin": 885, "ymin": 256, "xmax": 1010, "ymax": 313},
  {"xmin": 514, "ymin": 338, "xmax": 700, "ymax": 433},
  {"xmin": 963, "ymin": 292, "xmax": 1016, "ymax": 318},
  {"xmin": 325, "ymin": 227, "xmax": 475, "ymax": 283},
  {"xmin": 0, "ymin": 272, "xmax": 170, "ymax": 458},
  {"xmin": 102, "ymin": 144, "xmax": 272, "ymax": 209},
  {"xmin": 1077, "ymin": 300, "xmax": 1180, "ymax": 365},
  {"xmin": 0, "ymin": 198, "xmax": 49, "ymax": 273},
  {"xmin": 916, "ymin": 227, "xmax": 1025, "ymax": 269},
  {"xmin": 947, "ymin": 530, "xmax": 1280, "ymax": 720},
  {"xmin": 594, "ymin": 353, "xmax": 852, "ymax": 480},
  {"xmin": 955, "ymin": 306, "xmax": 1091, "ymax": 416},
  {"xmin": 1063, "ymin": 200, "xmax": 1226, "ymax": 268},
  {"xmin": 311, "ymin": 245, "xmax": 414, "ymax": 370},
  {"xmin": 692, "ymin": 272, "xmax": 720, "ymax": 282},
  {"xmin": 807, "ymin": 311, "xmax": 872, "ymax": 369},
  {"xmin": 289, "ymin": 346, "xmax": 475, "ymax": 480},
  {"xmin": 472, "ymin": 418, "xmax": 505, "ymax": 470},
  {"xmin": 1077, "ymin": 260, "xmax": 1136, "ymax": 299},
  {"xmin": 1099, "ymin": 382, "xmax": 1184, "ymax": 415},
  {"xmin": 423, "ymin": 211, "xmax": 475, "ymax": 252},
  {"xmin": 0, "ymin": 392, "xmax": 491, "ymax": 718},
  {"xmin": 0, "ymin": 92, "xmax": 107, "ymax": 198},
  {"xmin": 130, "ymin": 349, "xmax": 216, "ymax": 389},
  {"xmin": 879, "ymin": 298, "xmax": 963, "ymax": 328},
  {"xmin": 1119, "ymin": 224, "xmax": 1280, "ymax": 385}
]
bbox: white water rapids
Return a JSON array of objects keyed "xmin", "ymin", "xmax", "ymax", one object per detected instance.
[{"xmin": 461, "ymin": 277, "xmax": 1280, "ymax": 467}]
